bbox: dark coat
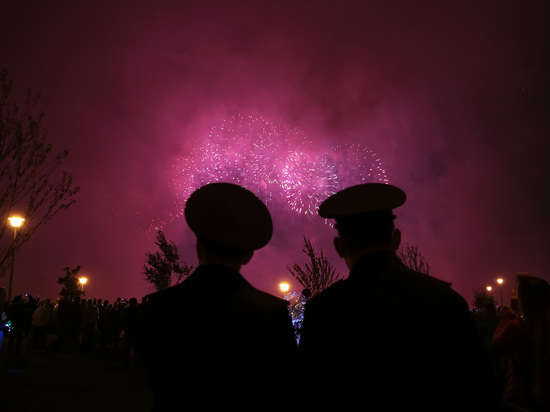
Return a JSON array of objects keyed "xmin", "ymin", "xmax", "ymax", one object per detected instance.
[
  {"xmin": 491, "ymin": 312, "xmax": 533, "ymax": 409},
  {"xmin": 299, "ymin": 251, "xmax": 499, "ymax": 411},
  {"xmin": 140, "ymin": 264, "xmax": 297, "ymax": 410}
]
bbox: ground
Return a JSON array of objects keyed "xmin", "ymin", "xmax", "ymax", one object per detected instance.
[{"xmin": 0, "ymin": 337, "xmax": 153, "ymax": 412}]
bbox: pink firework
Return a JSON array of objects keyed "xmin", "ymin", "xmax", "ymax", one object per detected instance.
[
  {"xmin": 329, "ymin": 143, "xmax": 389, "ymax": 188},
  {"xmin": 175, "ymin": 114, "xmax": 311, "ymax": 210},
  {"xmin": 144, "ymin": 115, "xmax": 390, "ymax": 232},
  {"xmin": 280, "ymin": 151, "xmax": 339, "ymax": 215}
]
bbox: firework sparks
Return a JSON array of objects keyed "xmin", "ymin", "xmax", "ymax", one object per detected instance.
[{"xmin": 143, "ymin": 115, "xmax": 389, "ymax": 232}]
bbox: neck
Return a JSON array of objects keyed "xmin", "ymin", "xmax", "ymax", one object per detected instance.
[
  {"xmin": 344, "ymin": 247, "xmax": 395, "ymax": 270},
  {"xmin": 198, "ymin": 257, "xmax": 243, "ymax": 272}
]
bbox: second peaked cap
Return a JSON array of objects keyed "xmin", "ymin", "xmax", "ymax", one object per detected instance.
[{"xmin": 318, "ymin": 183, "xmax": 406, "ymax": 218}]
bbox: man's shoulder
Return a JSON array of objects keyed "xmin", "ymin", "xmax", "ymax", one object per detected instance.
[
  {"xmin": 235, "ymin": 283, "xmax": 290, "ymax": 313},
  {"xmin": 145, "ymin": 267, "xmax": 288, "ymax": 314},
  {"xmin": 308, "ymin": 263, "xmax": 465, "ymax": 312},
  {"xmin": 305, "ymin": 279, "xmax": 348, "ymax": 309}
]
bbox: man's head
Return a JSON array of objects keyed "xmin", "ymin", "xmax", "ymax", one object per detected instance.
[
  {"xmin": 185, "ymin": 182, "xmax": 273, "ymax": 269},
  {"xmin": 319, "ymin": 183, "xmax": 406, "ymax": 268}
]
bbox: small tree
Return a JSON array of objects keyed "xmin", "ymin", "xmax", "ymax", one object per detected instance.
[
  {"xmin": 397, "ymin": 243, "xmax": 430, "ymax": 275},
  {"xmin": 472, "ymin": 289, "xmax": 498, "ymax": 312},
  {"xmin": 287, "ymin": 236, "xmax": 341, "ymax": 296},
  {"xmin": 143, "ymin": 230, "xmax": 193, "ymax": 292},
  {"xmin": 57, "ymin": 265, "xmax": 85, "ymax": 302}
]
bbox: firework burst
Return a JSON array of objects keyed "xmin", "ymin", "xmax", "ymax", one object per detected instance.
[{"xmin": 143, "ymin": 115, "xmax": 389, "ymax": 232}]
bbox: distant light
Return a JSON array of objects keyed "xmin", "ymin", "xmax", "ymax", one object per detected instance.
[
  {"xmin": 79, "ymin": 277, "xmax": 87, "ymax": 285},
  {"xmin": 497, "ymin": 278, "xmax": 503, "ymax": 285},
  {"xmin": 8, "ymin": 217, "xmax": 25, "ymax": 227},
  {"xmin": 279, "ymin": 282, "xmax": 290, "ymax": 293},
  {"xmin": 487, "ymin": 286, "xmax": 492, "ymax": 291}
]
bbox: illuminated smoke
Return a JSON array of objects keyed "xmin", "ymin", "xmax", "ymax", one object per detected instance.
[{"xmin": 145, "ymin": 114, "xmax": 388, "ymax": 232}]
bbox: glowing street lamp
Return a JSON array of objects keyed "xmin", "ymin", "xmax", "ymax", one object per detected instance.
[
  {"xmin": 279, "ymin": 282, "xmax": 290, "ymax": 297},
  {"xmin": 7, "ymin": 216, "xmax": 25, "ymax": 301},
  {"xmin": 497, "ymin": 278, "xmax": 504, "ymax": 307},
  {"xmin": 8, "ymin": 217, "xmax": 25, "ymax": 232},
  {"xmin": 486, "ymin": 286, "xmax": 492, "ymax": 292},
  {"xmin": 79, "ymin": 277, "xmax": 88, "ymax": 291}
]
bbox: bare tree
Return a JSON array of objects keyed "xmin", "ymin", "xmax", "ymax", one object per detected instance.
[
  {"xmin": 287, "ymin": 236, "xmax": 341, "ymax": 296},
  {"xmin": 0, "ymin": 69, "xmax": 79, "ymax": 279},
  {"xmin": 143, "ymin": 230, "xmax": 193, "ymax": 292},
  {"xmin": 397, "ymin": 243, "xmax": 431, "ymax": 275}
]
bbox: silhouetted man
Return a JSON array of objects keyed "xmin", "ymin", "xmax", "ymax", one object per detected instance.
[
  {"xmin": 140, "ymin": 183, "xmax": 296, "ymax": 410},
  {"xmin": 298, "ymin": 183, "xmax": 499, "ymax": 411}
]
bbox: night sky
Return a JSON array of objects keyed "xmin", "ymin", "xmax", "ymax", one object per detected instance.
[{"xmin": 1, "ymin": 0, "xmax": 549, "ymax": 305}]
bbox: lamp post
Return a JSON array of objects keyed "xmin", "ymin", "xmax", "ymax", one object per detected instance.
[
  {"xmin": 279, "ymin": 282, "xmax": 290, "ymax": 298},
  {"xmin": 79, "ymin": 277, "xmax": 87, "ymax": 292},
  {"xmin": 497, "ymin": 278, "xmax": 504, "ymax": 307},
  {"xmin": 7, "ymin": 216, "xmax": 25, "ymax": 302}
]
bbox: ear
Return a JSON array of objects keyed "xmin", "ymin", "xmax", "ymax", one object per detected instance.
[
  {"xmin": 392, "ymin": 228, "xmax": 402, "ymax": 251},
  {"xmin": 241, "ymin": 250, "xmax": 254, "ymax": 266},
  {"xmin": 334, "ymin": 236, "xmax": 346, "ymax": 258},
  {"xmin": 196, "ymin": 240, "xmax": 205, "ymax": 263}
]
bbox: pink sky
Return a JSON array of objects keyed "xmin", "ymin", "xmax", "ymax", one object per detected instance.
[{"xmin": 1, "ymin": 0, "xmax": 549, "ymax": 305}]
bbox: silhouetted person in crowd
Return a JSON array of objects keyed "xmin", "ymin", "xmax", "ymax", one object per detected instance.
[
  {"xmin": 81, "ymin": 298, "xmax": 98, "ymax": 351},
  {"xmin": 65, "ymin": 296, "xmax": 83, "ymax": 352},
  {"xmin": 101, "ymin": 299, "xmax": 123, "ymax": 353},
  {"xmin": 140, "ymin": 183, "xmax": 297, "ymax": 410},
  {"xmin": 121, "ymin": 297, "xmax": 140, "ymax": 367},
  {"xmin": 491, "ymin": 275, "xmax": 550, "ymax": 411},
  {"xmin": 31, "ymin": 300, "xmax": 50, "ymax": 352},
  {"xmin": 0, "ymin": 287, "xmax": 7, "ymax": 351},
  {"xmin": 7, "ymin": 295, "xmax": 26, "ymax": 357},
  {"xmin": 298, "ymin": 183, "xmax": 499, "ymax": 411}
]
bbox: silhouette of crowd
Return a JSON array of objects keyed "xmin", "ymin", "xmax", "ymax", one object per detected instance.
[
  {"xmin": 2, "ymin": 182, "xmax": 550, "ymax": 412},
  {"xmin": 0, "ymin": 291, "xmax": 145, "ymax": 364}
]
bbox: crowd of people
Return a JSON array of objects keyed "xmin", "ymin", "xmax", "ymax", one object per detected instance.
[
  {"xmin": 1, "ymin": 276, "xmax": 549, "ymax": 411},
  {"xmin": 0, "ymin": 289, "xmax": 144, "ymax": 367}
]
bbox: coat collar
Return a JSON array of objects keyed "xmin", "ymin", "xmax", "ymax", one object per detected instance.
[{"xmin": 348, "ymin": 251, "xmax": 405, "ymax": 280}]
